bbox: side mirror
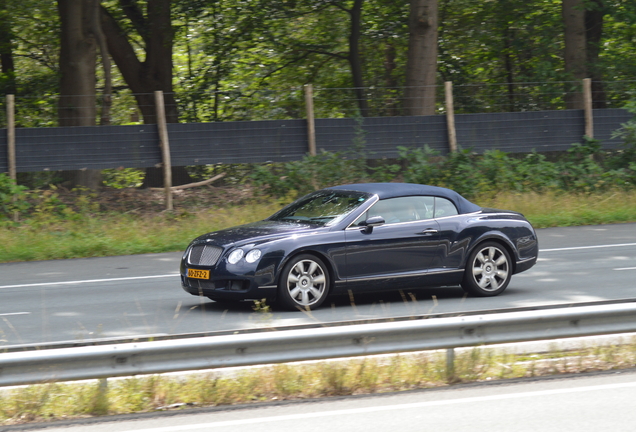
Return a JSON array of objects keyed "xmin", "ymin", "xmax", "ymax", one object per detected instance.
[{"xmin": 360, "ymin": 215, "xmax": 385, "ymax": 233}]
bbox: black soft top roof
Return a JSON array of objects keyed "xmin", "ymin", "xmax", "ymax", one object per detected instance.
[{"xmin": 327, "ymin": 183, "xmax": 482, "ymax": 214}]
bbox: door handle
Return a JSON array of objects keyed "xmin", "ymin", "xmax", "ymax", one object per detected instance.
[{"xmin": 420, "ymin": 228, "xmax": 438, "ymax": 235}]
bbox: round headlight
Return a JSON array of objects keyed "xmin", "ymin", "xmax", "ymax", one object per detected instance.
[
  {"xmin": 227, "ymin": 249, "xmax": 244, "ymax": 264},
  {"xmin": 245, "ymin": 249, "xmax": 262, "ymax": 263}
]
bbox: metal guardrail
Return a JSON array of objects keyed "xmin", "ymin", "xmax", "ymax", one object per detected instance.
[
  {"xmin": 6, "ymin": 297, "xmax": 636, "ymax": 354},
  {"xmin": 1, "ymin": 302, "xmax": 636, "ymax": 387}
]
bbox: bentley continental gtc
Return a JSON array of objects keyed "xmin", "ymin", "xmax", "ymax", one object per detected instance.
[{"xmin": 180, "ymin": 183, "xmax": 538, "ymax": 310}]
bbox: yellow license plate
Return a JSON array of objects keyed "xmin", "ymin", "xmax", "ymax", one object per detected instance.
[{"xmin": 187, "ymin": 268, "xmax": 210, "ymax": 279}]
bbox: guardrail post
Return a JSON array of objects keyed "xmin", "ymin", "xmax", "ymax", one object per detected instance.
[
  {"xmin": 445, "ymin": 347, "xmax": 456, "ymax": 382},
  {"xmin": 92, "ymin": 377, "xmax": 109, "ymax": 415}
]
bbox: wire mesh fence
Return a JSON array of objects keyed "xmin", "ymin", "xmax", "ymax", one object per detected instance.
[
  {"xmin": 0, "ymin": 80, "xmax": 634, "ymax": 175},
  {"xmin": 0, "ymin": 80, "xmax": 635, "ymax": 128}
]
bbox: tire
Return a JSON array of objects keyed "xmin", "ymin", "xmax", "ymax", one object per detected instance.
[
  {"xmin": 278, "ymin": 254, "xmax": 330, "ymax": 310},
  {"xmin": 461, "ymin": 242, "xmax": 512, "ymax": 297}
]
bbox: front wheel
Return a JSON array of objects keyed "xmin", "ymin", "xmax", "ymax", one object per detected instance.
[
  {"xmin": 278, "ymin": 254, "xmax": 330, "ymax": 311},
  {"xmin": 461, "ymin": 242, "xmax": 512, "ymax": 297}
]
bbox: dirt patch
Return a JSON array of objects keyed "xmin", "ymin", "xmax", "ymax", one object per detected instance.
[{"xmin": 53, "ymin": 184, "xmax": 258, "ymax": 216}]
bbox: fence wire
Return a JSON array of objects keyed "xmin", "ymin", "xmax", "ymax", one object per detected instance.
[
  {"xmin": 0, "ymin": 80, "xmax": 634, "ymax": 128},
  {"xmin": 0, "ymin": 80, "xmax": 635, "ymax": 175}
]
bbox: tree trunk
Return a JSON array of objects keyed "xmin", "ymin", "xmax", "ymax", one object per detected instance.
[
  {"xmin": 405, "ymin": 0, "xmax": 439, "ymax": 116},
  {"xmin": 586, "ymin": 0, "xmax": 607, "ymax": 108},
  {"xmin": 100, "ymin": 1, "xmax": 190, "ymax": 187},
  {"xmin": 503, "ymin": 26, "xmax": 515, "ymax": 112},
  {"xmin": 562, "ymin": 0, "xmax": 587, "ymax": 109},
  {"xmin": 58, "ymin": 0, "xmax": 102, "ymax": 189},
  {"xmin": 100, "ymin": 1, "xmax": 178, "ymax": 124},
  {"xmin": 0, "ymin": 0, "xmax": 16, "ymax": 95},
  {"xmin": 384, "ymin": 43, "xmax": 399, "ymax": 116},
  {"xmin": 92, "ymin": 0, "xmax": 112, "ymax": 125},
  {"xmin": 347, "ymin": 0, "xmax": 369, "ymax": 117}
]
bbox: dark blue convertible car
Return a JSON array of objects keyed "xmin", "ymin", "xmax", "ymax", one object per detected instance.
[{"xmin": 181, "ymin": 183, "xmax": 538, "ymax": 310}]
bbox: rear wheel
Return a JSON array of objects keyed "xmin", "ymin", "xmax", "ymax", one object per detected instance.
[
  {"xmin": 461, "ymin": 242, "xmax": 512, "ymax": 297},
  {"xmin": 278, "ymin": 254, "xmax": 330, "ymax": 310}
]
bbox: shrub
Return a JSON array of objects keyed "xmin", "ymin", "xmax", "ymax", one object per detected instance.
[{"xmin": 0, "ymin": 173, "xmax": 30, "ymax": 221}]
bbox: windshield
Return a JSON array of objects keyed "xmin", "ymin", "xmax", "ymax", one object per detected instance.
[{"xmin": 268, "ymin": 190, "xmax": 370, "ymax": 226}]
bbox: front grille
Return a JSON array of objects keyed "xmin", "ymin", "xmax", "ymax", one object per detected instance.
[{"xmin": 188, "ymin": 244, "xmax": 223, "ymax": 266}]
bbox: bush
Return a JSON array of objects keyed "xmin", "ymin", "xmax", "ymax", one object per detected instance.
[
  {"xmin": 0, "ymin": 173, "xmax": 30, "ymax": 221},
  {"xmin": 249, "ymin": 136, "xmax": 636, "ymax": 200}
]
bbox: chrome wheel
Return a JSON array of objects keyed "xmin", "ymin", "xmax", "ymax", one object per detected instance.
[
  {"xmin": 462, "ymin": 242, "xmax": 512, "ymax": 296},
  {"xmin": 279, "ymin": 255, "xmax": 330, "ymax": 310}
]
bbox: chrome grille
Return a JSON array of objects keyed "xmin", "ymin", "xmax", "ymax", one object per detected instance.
[{"xmin": 188, "ymin": 244, "xmax": 223, "ymax": 266}]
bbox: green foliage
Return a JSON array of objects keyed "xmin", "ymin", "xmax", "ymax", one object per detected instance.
[
  {"xmin": 251, "ymin": 150, "xmax": 371, "ymax": 198},
  {"xmin": 251, "ymin": 138, "xmax": 636, "ymax": 201},
  {"xmin": 0, "ymin": 173, "xmax": 29, "ymax": 221},
  {"xmin": 102, "ymin": 168, "xmax": 145, "ymax": 189}
]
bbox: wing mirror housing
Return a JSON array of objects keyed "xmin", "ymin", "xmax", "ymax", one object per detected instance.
[{"xmin": 360, "ymin": 215, "xmax": 385, "ymax": 233}]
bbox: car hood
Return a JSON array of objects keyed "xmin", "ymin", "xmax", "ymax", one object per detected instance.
[{"xmin": 192, "ymin": 220, "xmax": 320, "ymax": 248}]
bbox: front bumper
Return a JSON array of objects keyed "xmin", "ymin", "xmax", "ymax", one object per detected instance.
[{"xmin": 181, "ymin": 274, "xmax": 277, "ymax": 301}]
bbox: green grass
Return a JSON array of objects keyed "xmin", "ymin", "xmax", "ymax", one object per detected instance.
[
  {"xmin": 1, "ymin": 190, "xmax": 636, "ymax": 263},
  {"xmin": 0, "ymin": 203, "xmax": 281, "ymax": 263},
  {"xmin": 2, "ymin": 340, "xmax": 636, "ymax": 425},
  {"xmin": 475, "ymin": 189, "xmax": 636, "ymax": 228}
]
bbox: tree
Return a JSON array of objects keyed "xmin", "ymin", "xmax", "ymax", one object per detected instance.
[
  {"xmin": 58, "ymin": 0, "xmax": 102, "ymax": 189},
  {"xmin": 341, "ymin": 0, "xmax": 369, "ymax": 116},
  {"xmin": 0, "ymin": 0, "xmax": 16, "ymax": 95},
  {"xmin": 562, "ymin": 0, "xmax": 587, "ymax": 109},
  {"xmin": 100, "ymin": 0, "xmax": 191, "ymax": 186},
  {"xmin": 404, "ymin": 0, "xmax": 438, "ymax": 116},
  {"xmin": 585, "ymin": 0, "xmax": 608, "ymax": 108},
  {"xmin": 100, "ymin": 0, "xmax": 176, "ymax": 123}
]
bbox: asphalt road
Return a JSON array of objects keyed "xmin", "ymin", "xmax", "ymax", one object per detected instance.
[
  {"xmin": 1, "ymin": 223, "xmax": 636, "ymax": 348},
  {"xmin": 14, "ymin": 370, "xmax": 636, "ymax": 432}
]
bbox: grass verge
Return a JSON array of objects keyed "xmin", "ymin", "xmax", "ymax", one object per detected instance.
[
  {"xmin": 1, "ymin": 190, "xmax": 636, "ymax": 263},
  {"xmin": 2, "ymin": 338, "xmax": 636, "ymax": 425},
  {"xmin": 0, "ymin": 203, "xmax": 280, "ymax": 263}
]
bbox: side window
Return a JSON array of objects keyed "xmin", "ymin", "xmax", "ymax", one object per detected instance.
[
  {"xmin": 434, "ymin": 197, "xmax": 458, "ymax": 218},
  {"xmin": 352, "ymin": 196, "xmax": 435, "ymax": 226}
]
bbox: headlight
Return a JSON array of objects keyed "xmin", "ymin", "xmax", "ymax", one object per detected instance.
[
  {"xmin": 245, "ymin": 249, "xmax": 262, "ymax": 263},
  {"xmin": 227, "ymin": 249, "xmax": 244, "ymax": 264}
]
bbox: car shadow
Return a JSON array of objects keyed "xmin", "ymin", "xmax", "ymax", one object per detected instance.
[{"xmin": 183, "ymin": 285, "xmax": 470, "ymax": 315}]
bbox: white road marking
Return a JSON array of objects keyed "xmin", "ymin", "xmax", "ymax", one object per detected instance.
[
  {"xmin": 541, "ymin": 242, "xmax": 636, "ymax": 252},
  {"xmin": 615, "ymin": 267, "xmax": 636, "ymax": 271},
  {"xmin": 0, "ymin": 312, "xmax": 30, "ymax": 316},
  {"xmin": 121, "ymin": 380, "xmax": 636, "ymax": 431},
  {"xmin": 0, "ymin": 274, "xmax": 179, "ymax": 290},
  {"xmin": 1, "ymin": 243, "xmax": 634, "ymax": 290}
]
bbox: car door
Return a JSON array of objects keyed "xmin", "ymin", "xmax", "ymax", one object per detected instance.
[{"xmin": 343, "ymin": 196, "xmax": 441, "ymax": 286}]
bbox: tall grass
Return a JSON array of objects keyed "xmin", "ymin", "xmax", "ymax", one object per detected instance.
[
  {"xmin": 0, "ymin": 203, "xmax": 281, "ymax": 263},
  {"xmin": 2, "ymin": 340, "xmax": 636, "ymax": 424},
  {"xmin": 476, "ymin": 190, "xmax": 636, "ymax": 228}
]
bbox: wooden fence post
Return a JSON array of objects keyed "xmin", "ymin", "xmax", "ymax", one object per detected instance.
[
  {"xmin": 444, "ymin": 81, "xmax": 458, "ymax": 153},
  {"xmin": 583, "ymin": 78, "xmax": 593, "ymax": 138},
  {"xmin": 304, "ymin": 84, "xmax": 317, "ymax": 156},
  {"xmin": 7, "ymin": 94, "xmax": 15, "ymax": 181},
  {"xmin": 154, "ymin": 91, "xmax": 173, "ymax": 211}
]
